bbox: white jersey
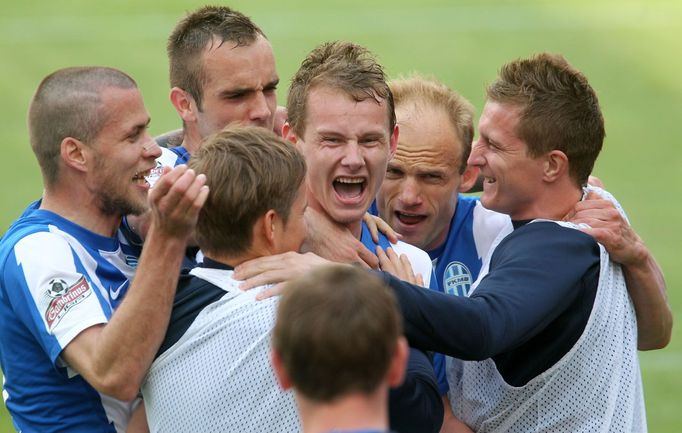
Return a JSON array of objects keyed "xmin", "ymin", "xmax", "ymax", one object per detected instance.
[
  {"xmin": 448, "ymin": 188, "xmax": 646, "ymax": 433},
  {"xmin": 141, "ymin": 267, "xmax": 299, "ymax": 433}
]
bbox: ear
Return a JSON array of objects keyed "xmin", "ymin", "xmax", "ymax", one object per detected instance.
[
  {"xmin": 282, "ymin": 122, "xmax": 298, "ymax": 145},
  {"xmin": 543, "ymin": 150, "xmax": 569, "ymax": 183},
  {"xmin": 271, "ymin": 349, "xmax": 293, "ymax": 390},
  {"xmin": 261, "ymin": 209, "xmax": 279, "ymax": 250},
  {"xmin": 388, "ymin": 124, "xmax": 399, "ymax": 160},
  {"xmin": 458, "ymin": 165, "xmax": 480, "ymax": 193},
  {"xmin": 387, "ymin": 336, "xmax": 409, "ymax": 388},
  {"xmin": 169, "ymin": 87, "xmax": 197, "ymax": 123},
  {"xmin": 60, "ymin": 137, "xmax": 89, "ymax": 173}
]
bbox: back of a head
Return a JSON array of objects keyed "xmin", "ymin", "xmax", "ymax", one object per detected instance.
[
  {"xmin": 28, "ymin": 66, "xmax": 137, "ymax": 187},
  {"xmin": 287, "ymin": 41, "xmax": 395, "ymax": 137},
  {"xmin": 390, "ymin": 74, "xmax": 475, "ymax": 173},
  {"xmin": 188, "ymin": 125, "xmax": 306, "ymax": 257},
  {"xmin": 167, "ymin": 5, "xmax": 265, "ymax": 106},
  {"xmin": 486, "ymin": 53, "xmax": 605, "ymax": 185},
  {"xmin": 273, "ymin": 265, "xmax": 402, "ymax": 402}
]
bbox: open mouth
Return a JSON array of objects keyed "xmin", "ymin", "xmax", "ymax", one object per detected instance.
[
  {"xmin": 133, "ymin": 169, "xmax": 153, "ymax": 186},
  {"xmin": 395, "ymin": 211, "xmax": 427, "ymax": 226},
  {"xmin": 333, "ymin": 176, "xmax": 366, "ymax": 201},
  {"xmin": 484, "ymin": 176, "xmax": 497, "ymax": 185}
]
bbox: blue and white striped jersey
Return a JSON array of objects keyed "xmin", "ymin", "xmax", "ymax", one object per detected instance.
[
  {"xmin": 0, "ymin": 209, "xmax": 139, "ymax": 433},
  {"xmin": 427, "ymin": 195, "xmax": 512, "ymax": 297}
]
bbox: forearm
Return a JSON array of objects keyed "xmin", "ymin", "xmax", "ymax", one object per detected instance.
[
  {"xmin": 623, "ymin": 251, "xmax": 672, "ymax": 350},
  {"xmin": 65, "ymin": 226, "xmax": 188, "ymax": 399},
  {"xmin": 440, "ymin": 396, "xmax": 474, "ymax": 433},
  {"xmin": 380, "ymin": 273, "xmax": 492, "ymax": 360},
  {"xmin": 101, "ymin": 225, "xmax": 186, "ymax": 392}
]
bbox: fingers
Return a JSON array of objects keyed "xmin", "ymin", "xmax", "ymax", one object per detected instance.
[
  {"xmin": 239, "ymin": 270, "xmax": 286, "ymax": 291},
  {"xmin": 234, "ymin": 254, "xmax": 290, "ymax": 281},
  {"xmin": 583, "ymin": 191, "xmax": 602, "ymax": 201},
  {"xmin": 147, "ymin": 166, "xmax": 209, "ymax": 237},
  {"xmin": 566, "ymin": 199, "xmax": 621, "ymax": 227},
  {"xmin": 376, "ymin": 216, "xmax": 400, "ymax": 244},
  {"xmin": 376, "ymin": 246, "xmax": 395, "ymax": 274},
  {"xmin": 363, "ymin": 214, "xmax": 400, "ymax": 244},
  {"xmin": 416, "ymin": 273, "xmax": 424, "ymax": 287},
  {"xmin": 356, "ymin": 242, "xmax": 379, "ymax": 269},
  {"xmin": 152, "ymin": 167, "xmax": 207, "ymax": 215},
  {"xmin": 377, "ymin": 246, "xmax": 417, "ymax": 284},
  {"xmin": 398, "ymin": 251, "xmax": 419, "ymax": 285},
  {"xmin": 587, "ymin": 175, "xmax": 605, "ymax": 188},
  {"xmin": 255, "ymin": 282, "xmax": 285, "ymax": 301},
  {"xmin": 148, "ymin": 165, "xmax": 184, "ymax": 202},
  {"xmin": 235, "ymin": 252, "xmax": 331, "ymax": 290},
  {"xmin": 362, "ymin": 213, "xmax": 380, "ymax": 243}
]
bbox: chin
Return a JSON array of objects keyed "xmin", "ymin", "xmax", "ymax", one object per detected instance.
[{"xmin": 329, "ymin": 208, "xmax": 364, "ymax": 227}]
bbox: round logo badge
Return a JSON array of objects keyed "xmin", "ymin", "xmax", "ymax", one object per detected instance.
[{"xmin": 443, "ymin": 261, "xmax": 472, "ymax": 297}]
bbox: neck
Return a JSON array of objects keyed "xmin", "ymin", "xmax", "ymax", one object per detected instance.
[
  {"xmin": 181, "ymin": 127, "xmax": 202, "ymax": 154},
  {"xmin": 348, "ymin": 220, "xmax": 362, "ymax": 240},
  {"xmin": 298, "ymin": 389, "xmax": 388, "ymax": 433},
  {"xmin": 307, "ymin": 191, "xmax": 364, "ymax": 240},
  {"xmin": 204, "ymin": 249, "xmax": 263, "ymax": 269},
  {"xmin": 511, "ymin": 183, "xmax": 583, "ymax": 222},
  {"xmin": 40, "ymin": 186, "xmax": 121, "ymax": 237}
]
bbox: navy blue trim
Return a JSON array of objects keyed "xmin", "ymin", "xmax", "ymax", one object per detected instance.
[
  {"xmin": 200, "ymin": 257, "xmax": 235, "ymax": 271},
  {"xmin": 155, "ymin": 271, "xmax": 227, "ymax": 358}
]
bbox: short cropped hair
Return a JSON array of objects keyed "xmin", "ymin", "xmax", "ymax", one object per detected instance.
[
  {"xmin": 287, "ymin": 41, "xmax": 395, "ymax": 137},
  {"xmin": 167, "ymin": 5, "xmax": 265, "ymax": 108},
  {"xmin": 273, "ymin": 265, "xmax": 403, "ymax": 402},
  {"xmin": 28, "ymin": 66, "xmax": 137, "ymax": 187},
  {"xmin": 486, "ymin": 53, "xmax": 605, "ymax": 186},
  {"xmin": 391, "ymin": 75, "xmax": 475, "ymax": 174},
  {"xmin": 188, "ymin": 125, "xmax": 306, "ymax": 256}
]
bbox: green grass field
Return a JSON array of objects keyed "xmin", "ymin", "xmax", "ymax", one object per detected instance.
[{"xmin": 1, "ymin": 0, "xmax": 680, "ymax": 431}]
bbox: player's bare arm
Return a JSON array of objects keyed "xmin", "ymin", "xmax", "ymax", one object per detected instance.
[
  {"xmin": 439, "ymin": 396, "xmax": 474, "ymax": 433},
  {"xmin": 61, "ymin": 166, "xmax": 209, "ymax": 400},
  {"xmin": 565, "ymin": 191, "xmax": 672, "ymax": 350}
]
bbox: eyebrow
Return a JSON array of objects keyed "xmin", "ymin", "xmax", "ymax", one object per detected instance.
[
  {"xmin": 219, "ymin": 78, "xmax": 280, "ymax": 97},
  {"xmin": 125, "ymin": 117, "xmax": 151, "ymax": 137}
]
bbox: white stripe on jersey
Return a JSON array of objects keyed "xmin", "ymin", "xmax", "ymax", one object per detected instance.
[{"xmin": 13, "ymin": 230, "xmax": 108, "ymax": 348}]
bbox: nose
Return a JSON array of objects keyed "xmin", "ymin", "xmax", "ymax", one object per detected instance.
[
  {"xmin": 143, "ymin": 135, "xmax": 162, "ymax": 159},
  {"xmin": 399, "ymin": 177, "xmax": 422, "ymax": 207},
  {"xmin": 468, "ymin": 139, "xmax": 484, "ymax": 167},
  {"xmin": 249, "ymin": 91, "xmax": 274, "ymax": 124},
  {"xmin": 341, "ymin": 142, "xmax": 365, "ymax": 170}
]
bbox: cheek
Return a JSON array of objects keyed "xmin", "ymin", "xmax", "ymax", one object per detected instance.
[{"xmin": 429, "ymin": 186, "xmax": 456, "ymax": 214}]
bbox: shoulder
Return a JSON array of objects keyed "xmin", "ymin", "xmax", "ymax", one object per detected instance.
[
  {"xmin": 497, "ymin": 221, "xmax": 599, "ymax": 262},
  {"xmin": 155, "ymin": 129, "xmax": 184, "ymax": 148},
  {"xmin": 472, "ymin": 201, "xmax": 512, "ymax": 233},
  {"xmin": 1, "ymin": 216, "xmax": 63, "ymax": 266}
]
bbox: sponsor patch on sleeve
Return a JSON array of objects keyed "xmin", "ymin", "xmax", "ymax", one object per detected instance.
[{"xmin": 44, "ymin": 275, "xmax": 92, "ymax": 331}]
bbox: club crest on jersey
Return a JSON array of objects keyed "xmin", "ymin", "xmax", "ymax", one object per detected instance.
[
  {"xmin": 45, "ymin": 276, "xmax": 91, "ymax": 330},
  {"xmin": 443, "ymin": 261, "xmax": 472, "ymax": 297}
]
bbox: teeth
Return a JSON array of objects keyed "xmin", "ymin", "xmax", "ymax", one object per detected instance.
[
  {"xmin": 398, "ymin": 211, "xmax": 421, "ymax": 217},
  {"xmin": 133, "ymin": 169, "xmax": 151, "ymax": 180},
  {"xmin": 335, "ymin": 177, "xmax": 364, "ymax": 184}
]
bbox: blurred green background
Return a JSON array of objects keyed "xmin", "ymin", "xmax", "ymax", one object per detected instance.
[{"xmin": 1, "ymin": 0, "xmax": 679, "ymax": 431}]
